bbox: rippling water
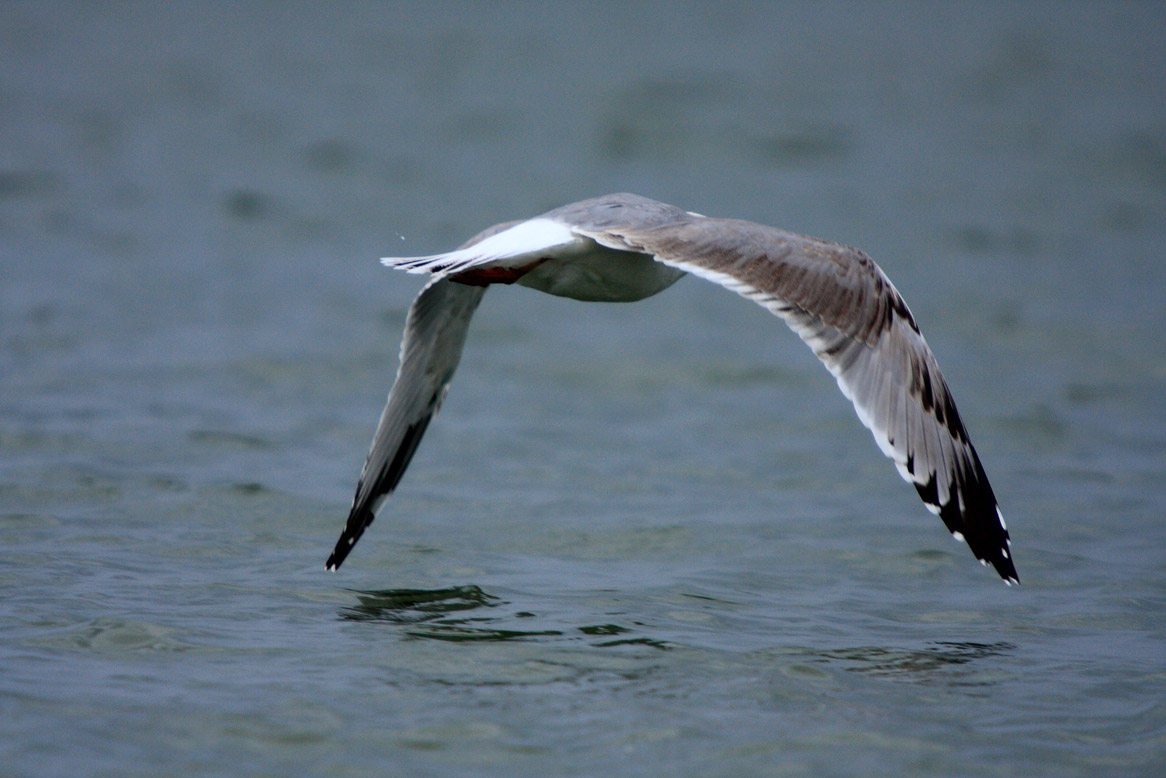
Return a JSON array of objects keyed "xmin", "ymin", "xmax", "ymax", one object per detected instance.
[{"xmin": 2, "ymin": 3, "xmax": 1164, "ymax": 776}]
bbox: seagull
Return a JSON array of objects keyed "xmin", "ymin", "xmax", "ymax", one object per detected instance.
[{"xmin": 325, "ymin": 193, "xmax": 1017, "ymax": 584}]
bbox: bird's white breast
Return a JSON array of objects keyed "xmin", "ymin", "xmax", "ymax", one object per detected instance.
[{"xmin": 516, "ymin": 243, "xmax": 686, "ymax": 302}]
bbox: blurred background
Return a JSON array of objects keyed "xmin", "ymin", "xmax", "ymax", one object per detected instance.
[{"xmin": 2, "ymin": 2, "xmax": 1163, "ymax": 776}]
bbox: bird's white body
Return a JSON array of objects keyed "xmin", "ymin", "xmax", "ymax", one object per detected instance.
[
  {"xmin": 516, "ymin": 239, "xmax": 686, "ymax": 302},
  {"xmin": 387, "ymin": 216, "xmax": 687, "ymax": 302}
]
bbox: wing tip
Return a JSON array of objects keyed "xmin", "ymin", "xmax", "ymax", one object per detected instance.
[
  {"xmin": 324, "ymin": 540, "xmax": 352, "ymax": 572},
  {"xmin": 325, "ymin": 509, "xmax": 371, "ymax": 572},
  {"xmin": 993, "ymin": 552, "xmax": 1020, "ymax": 586},
  {"xmin": 971, "ymin": 537, "xmax": 1019, "ymax": 585}
]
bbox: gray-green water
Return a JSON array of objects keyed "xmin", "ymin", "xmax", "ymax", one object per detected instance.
[{"xmin": 3, "ymin": 3, "xmax": 1164, "ymax": 776}]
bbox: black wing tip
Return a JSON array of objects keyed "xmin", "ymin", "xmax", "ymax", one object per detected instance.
[
  {"xmin": 324, "ymin": 534, "xmax": 359, "ymax": 571},
  {"xmin": 324, "ymin": 537, "xmax": 354, "ymax": 571},
  {"xmin": 954, "ymin": 516, "xmax": 1018, "ymax": 585},
  {"xmin": 951, "ymin": 521, "xmax": 1018, "ymax": 584},
  {"xmin": 962, "ymin": 511, "xmax": 1018, "ymax": 585},
  {"xmin": 971, "ymin": 509, "xmax": 1019, "ymax": 586},
  {"xmin": 324, "ymin": 506, "xmax": 374, "ymax": 572},
  {"xmin": 913, "ymin": 447, "xmax": 1018, "ymax": 584},
  {"xmin": 985, "ymin": 548, "xmax": 1020, "ymax": 586}
]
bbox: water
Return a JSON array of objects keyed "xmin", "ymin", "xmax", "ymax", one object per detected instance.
[{"xmin": 2, "ymin": 2, "xmax": 1164, "ymax": 776}]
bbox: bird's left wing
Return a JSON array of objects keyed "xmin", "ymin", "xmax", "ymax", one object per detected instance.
[{"xmin": 558, "ymin": 199, "xmax": 1017, "ymax": 583}]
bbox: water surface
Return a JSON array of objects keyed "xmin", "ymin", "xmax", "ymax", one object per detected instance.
[{"xmin": 2, "ymin": 3, "xmax": 1164, "ymax": 776}]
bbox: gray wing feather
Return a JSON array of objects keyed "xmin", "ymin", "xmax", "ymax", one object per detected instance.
[
  {"xmin": 325, "ymin": 223, "xmax": 518, "ymax": 570},
  {"xmin": 556, "ymin": 197, "xmax": 1016, "ymax": 583}
]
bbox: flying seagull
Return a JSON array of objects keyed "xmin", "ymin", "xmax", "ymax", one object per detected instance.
[{"xmin": 325, "ymin": 193, "xmax": 1017, "ymax": 584}]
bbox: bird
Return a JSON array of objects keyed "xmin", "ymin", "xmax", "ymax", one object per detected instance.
[{"xmin": 325, "ymin": 193, "xmax": 1017, "ymax": 584}]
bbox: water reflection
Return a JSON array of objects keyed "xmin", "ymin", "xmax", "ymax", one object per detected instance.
[
  {"xmin": 340, "ymin": 589, "xmax": 1011, "ymax": 668},
  {"xmin": 339, "ymin": 586, "xmax": 672, "ymax": 648},
  {"xmin": 340, "ymin": 585, "xmax": 563, "ymax": 642},
  {"xmin": 340, "ymin": 585, "xmax": 501, "ymax": 624},
  {"xmin": 811, "ymin": 641, "xmax": 1015, "ymax": 684}
]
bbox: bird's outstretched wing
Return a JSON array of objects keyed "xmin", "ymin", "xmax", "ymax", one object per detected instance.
[
  {"xmin": 324, "ymin": 223, "xmax": 521, "ymax": 570},
  {"xmin": 550, "ymin": 194, "xmax": 1017, "ymax": 582}
]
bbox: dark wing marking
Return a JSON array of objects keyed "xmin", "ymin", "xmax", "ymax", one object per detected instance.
[{"xmin": 325, "ymin": 222, "xmax": 521, "ymax": 569}]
